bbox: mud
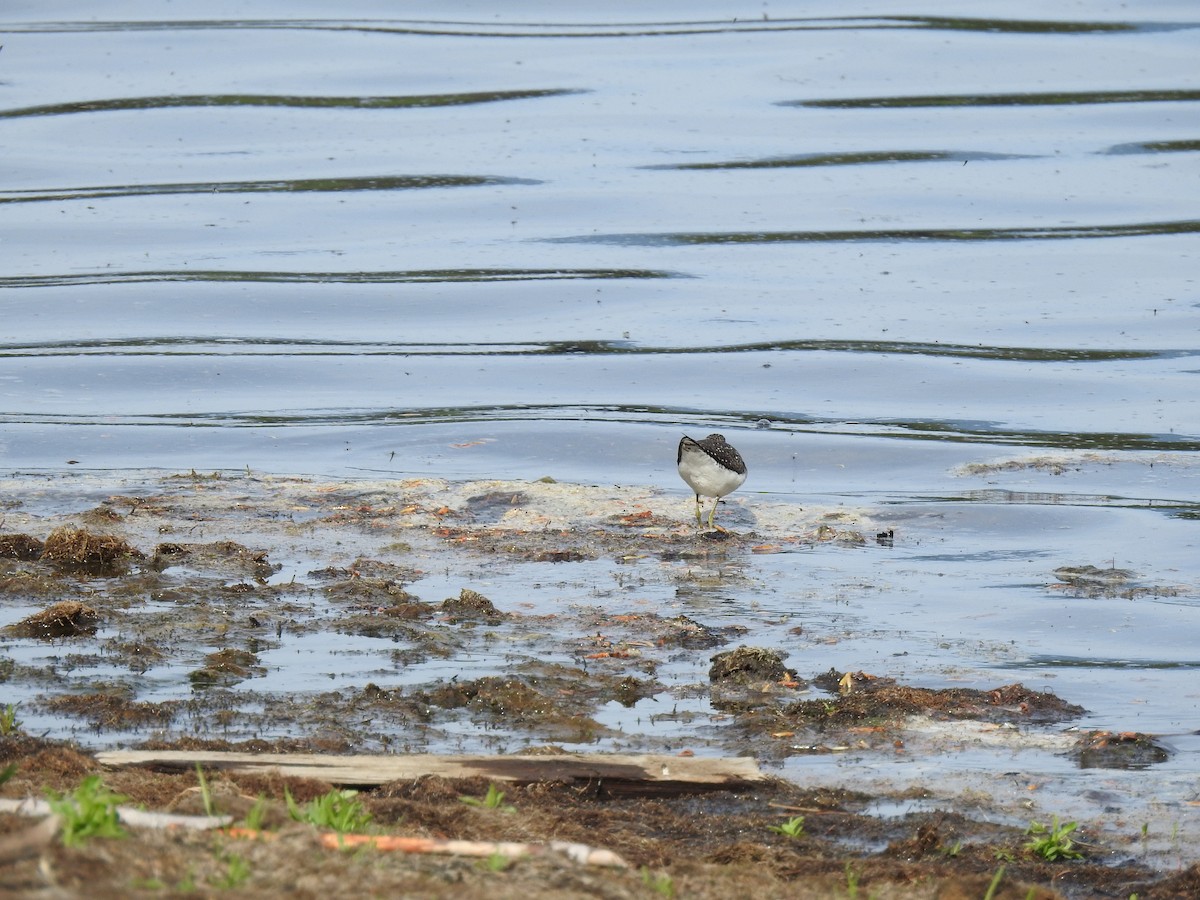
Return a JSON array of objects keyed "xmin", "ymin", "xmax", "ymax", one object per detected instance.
[
  {"xmin": 3, "ymin": 737, "xmax": 1200, "ymax": 898},
  {"xmin": 0, "ymin": 471, "xmax": 1197, "ymax": 896}
]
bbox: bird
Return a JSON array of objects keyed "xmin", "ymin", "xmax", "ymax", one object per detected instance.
[{"xmin": 677, "ymin": 433, "xmax": 748, "ymax": 529}]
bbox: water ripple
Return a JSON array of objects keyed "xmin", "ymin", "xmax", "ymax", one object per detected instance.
[
  {"xmin": 549, "ymin": 220, "xmax": 1200, "ymax": 246},
  {"xmin": 0, "ymin": 337, "xmax": 1186, "ymax": 363},
  {"xmin": 0, "ymin": 89, "xmax": 583, "ymax": 119},
  {"xmin": 646, "ymin": 150, "xmax": 1034, "ymax": 170},
  {"xmin": 1025, "ymin": 656, "xmax": 1200, "ymax": 670},
  {"xmin": 10, "ymin": 16, "xmax": 1195, "ymax": 38},
  {"xmin": 0, "ymin": 175, "xmax": 539, "ymax": 204},
  {"xmin": 1103, "ymin": 139, "xmax": 1200, "ymax": 155},
  {"xmin": 790, "ymin": 88, "xmax": 1200, "ymax": 109},
  {"xmin": 0, "ymin": 269, "xmax": 681, "ymax": 289},
  {"xmin": 2, "ymin": 406, "xmax": 1195, "ymax": 453}
]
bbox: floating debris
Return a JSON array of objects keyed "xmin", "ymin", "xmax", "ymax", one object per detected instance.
[
  {"xmin": 815, "ymin": 524, "xmax": 867, "ymax": 545},
  {"xmin": 1051, "ymin": 564, "xmax": 1181, "ymax": 600},
  {"xmin": 1054, "ymin": 564, "xmax": 1136, "ymax": 586}
]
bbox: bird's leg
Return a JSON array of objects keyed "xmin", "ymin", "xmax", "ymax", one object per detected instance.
[
  {"xmin": 693, "ymin": 494, "xmax": 703, "ymax": 525},
  {"xmin": 707, "ymin": 497, "xmax": 720, "ymax": 529}
]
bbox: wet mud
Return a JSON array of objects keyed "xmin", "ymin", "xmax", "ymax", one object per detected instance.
[{"xmin": 0, "ymin": 472, "xmax": 1196, "ymax": 896}]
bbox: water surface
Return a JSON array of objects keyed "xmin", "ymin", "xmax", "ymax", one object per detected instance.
[{"xmin": 1, "ymin": 0, "xmax": 1198, "ymax": 851}]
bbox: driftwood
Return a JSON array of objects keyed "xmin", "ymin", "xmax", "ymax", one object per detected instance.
[
  {"xmin": 320, "ymin": 833, "xmax": 628, "ymax": 867},
  {"xmin": 95, "ymin": 751, "xmax": 765, "ymax": 796},
  {"xmin": 0, "ymin": 797, "xmax": 233, "ymax": 831}
]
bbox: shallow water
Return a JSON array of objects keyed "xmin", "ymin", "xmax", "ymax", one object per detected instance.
[{"xmin": 1, "ymin": 0, "xmax": 1199, "ymax": 857}]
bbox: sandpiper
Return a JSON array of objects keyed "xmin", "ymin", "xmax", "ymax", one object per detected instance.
[{"xmin": 677, "ymin": 433, "xmax": 747, "ymax": 529}]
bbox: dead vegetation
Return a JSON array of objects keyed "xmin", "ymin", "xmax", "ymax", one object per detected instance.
[
  {"xmin": 40, "ymin": 527, "xmax": 143, "ymax": 574},
  {"xmin": 5, "ymin": 601, "xmax": 98, "ymax": 639},
  {"xmin": 2, "ymin": 738, "xmax": 1199, "ymax": 898},
  {"xmin": 1051, "ymin": 564, "xmax": 1183, "ymax": 600},
  {"xmin": 149, "ymin": 540, "xmax": 276, "ymax": 580},
  {"xmin": 0, "ymin": 534, "xmax": 44, "ymax": 561}
]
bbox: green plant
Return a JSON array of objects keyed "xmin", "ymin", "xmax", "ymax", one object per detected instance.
[
  {"xmin": 242, "ymin": 794, "xmax": 270, "ymax": 831},
  {"xmin": 213, "ymin": 852, "xmax": 251, "ymax": 889},
  {"xmin": 195, "ymin": 763, "xmax": 216, "ymax": 817},
  {"xmin": 0, "ymin": 703, "xmax": 21, "ymax": 735},
  {"xmin": 767, "ymin": 815, "xmax": 806, "ymax": 838},
  {"xmin": 0, "ymin": 763, "xmax": 16, "ymax": 787},
  {"xmin": 459, "ymin": 782, "xmax": 514, "ymax": 812},
  {"xmin": 46, "ymin": 775, "xmax": 128, "ymax": 846},
  {"xmin": 1025, "ymin": 816, "xmax": 1084, "ymax": 861},
  {"xmin": 941, "ymin": 839, "xmax": 964, "ymax": 857},
  {"xmin": 983, "ymin": 865, "xmax": 1005, "ymax": 900},
  {"xmin": 844, "ymin": 861, "xmax": 860, "ymax": 898},
  {"xmin": 482, "ymin": 850, "xmax": 512, "ymax": 872},
  {"xmin": 640, "ymin": 866, "xmax": 675, "ymax": 898},
  {"xmin": 285, "ymin": 786, "xmax": 372, "ymax": 833}
]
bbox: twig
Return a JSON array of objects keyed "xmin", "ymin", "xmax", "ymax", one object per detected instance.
[
  {"xmin": 767, "ymin": 801, "xmax": 836, "ymax": 814},
  {"xmin": 314, "ymin": 832, "xmax": 629, "ymax": 868},
  {"xmin": 222, "ymin": 827, "xmax": 626, "ymax": 867},
  {"xmin": 0, "ymin": 797, "xmax": 232, "ymax": 831}
]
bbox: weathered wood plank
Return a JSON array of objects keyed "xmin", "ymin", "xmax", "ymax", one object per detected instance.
[{"xmin": 95, "ymin": 751, "xmax": 765, "ymax": 796}]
